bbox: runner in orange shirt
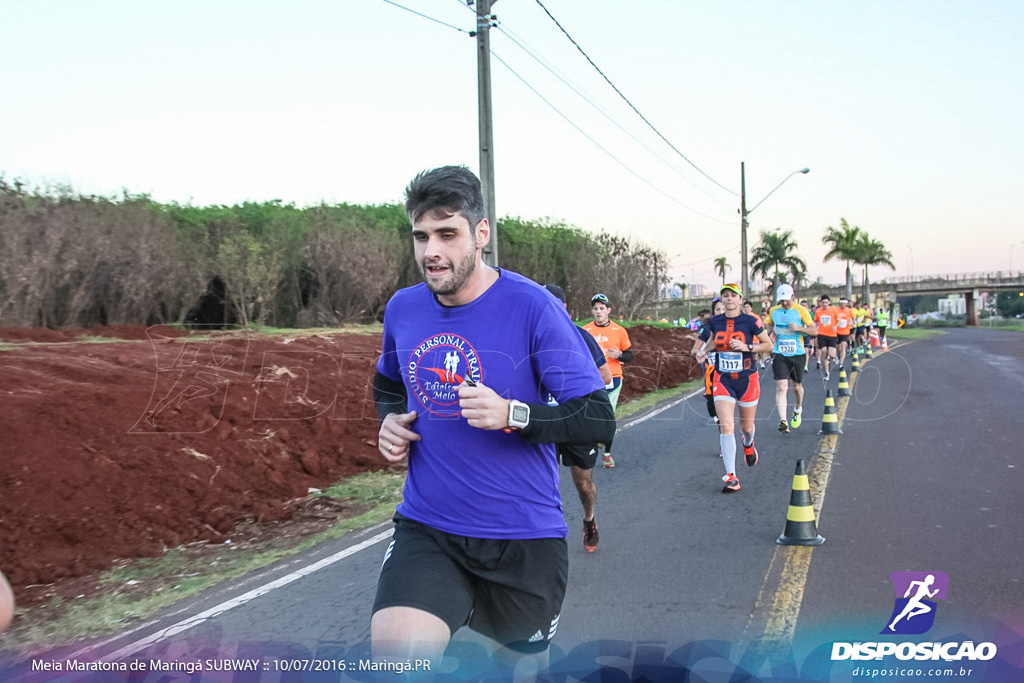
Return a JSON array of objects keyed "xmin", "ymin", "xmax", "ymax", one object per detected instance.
[
  {"xmin": 814, "ymin": 294, "xmax": 840, "ymax": 381},
  {"xmin": 835, "ymin": 297, "xmax": 854, "ymax": 369},
  {"xmin": 583, "ymin": 293, "xmax": 633, "ymax": 468}
]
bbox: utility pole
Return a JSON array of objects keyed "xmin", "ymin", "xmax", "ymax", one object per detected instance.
[
  {"xmin": 740, "ymin": 162, "xmax": 810, "ymax": 298},
  {"xmin": 474, "ymin": 0, "xmax": 498, "ymax": 266},
  {"xmin": 740, "ymin": 162, "xmax": 749, "ymax": 296}
]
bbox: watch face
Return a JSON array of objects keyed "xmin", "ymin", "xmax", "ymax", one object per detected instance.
[{"xmin": 512, "ymin": 405, "xmax": 529, "ymax": 422}]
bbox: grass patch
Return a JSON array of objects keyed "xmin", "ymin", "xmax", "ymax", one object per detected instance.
[
  {"xmin": 5, "ymin": 471, "xmax": 405, "ymax": 654},
  {"xmin": 885, "ymin": 328, "xmax": 945, "ymax": 340},
  {"xmin": 977, "ymin": 323, "xmax": 1024, "ymax": 332},
  {"xmin": 616, "ymin": 380, "xmax": 702, "ymax": 419},
  {"xmin": 248, "ymin": 323, "xmax": 383, "ymax": 337},
  {"xmin": 73, "ymin": 334, "xmax": 136, "ymax": 344}
]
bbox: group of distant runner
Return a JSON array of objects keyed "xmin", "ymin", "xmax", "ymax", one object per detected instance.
[{"xmin": 692, "ymin": 283, "xmax": 891, "ymax": 493}]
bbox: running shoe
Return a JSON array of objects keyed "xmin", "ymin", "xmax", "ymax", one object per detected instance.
[
  {"xmin": 603, "ymin": 453, "xmax": 615, "ymax": 469},
  {"xmin": 721, "ymin": 473, "xmax": 741, "ymax": 492},
  {"xmin": 790, "ymin": 410, "xmax": 803, "ymax": 429},
  {"xmin": 744, "ymin": 442, "xmax": 759, "ymax": 467},
  {"xmin": 823, "ymin": 372, "xmax": 831, "ymax": 381},
  {"xmin": 583, "ymin": 518, "xmax": 599, "ymax": 552},
  {"xmin": 804, "ymin": 364, "xmax": 809, "ymax": 372},
  {"xmin": 778, "ymin": 419, "xmax": 790, "ymax": 434}
]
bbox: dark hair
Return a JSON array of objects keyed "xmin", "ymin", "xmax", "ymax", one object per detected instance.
[
  {"xmin": 404, "ymin": 165, "xmax": 485, "ymax": 230},
  {"xmin": 697, "ymin": 308, "xmax": 711, "ymax": 317},
  {"xmin": 543, "ymin": 283, "xmax": 566, "ymax": 303}
]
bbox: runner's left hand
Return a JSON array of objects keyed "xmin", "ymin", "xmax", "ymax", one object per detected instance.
[{"xmin": 458, "ymin": 380, "xmax": 513, "ymax": 431}]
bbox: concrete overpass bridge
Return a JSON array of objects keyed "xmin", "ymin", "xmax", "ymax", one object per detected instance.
[{"xmin": 648, "ymin": 271, "xmax": 1024, "ymax": 326}]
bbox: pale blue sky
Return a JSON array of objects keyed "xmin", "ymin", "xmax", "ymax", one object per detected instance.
[{"xmin": 3, "ymin": 1, "xmax": 1022, "ymax": 291}]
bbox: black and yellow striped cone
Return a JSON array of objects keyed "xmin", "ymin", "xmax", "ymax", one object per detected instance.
[
  {"xmin": 864, "ymin": 343, "xmax": 873, "ymax": 360},
  {"xmin": 777, "ymin": 459, "xmax": 825, "ymax": 546},
  {"xmin": 850, "ymin": 352, "xmax": 861, "ymax": 374},
  {"xmin": 836, "ymin": 367, "xmax": 851, "ymax": 397},
  {"xmin": 818, "ymin": 389, "xmax": 842, "ymax": 435}
]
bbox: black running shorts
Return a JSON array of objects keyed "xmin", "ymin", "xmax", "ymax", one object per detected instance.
[
  {"xmin": 772, "ymin": 354, "xmax": 805, "ymax": 383},
  {"xmin": 818, "ymin": 335, "xmax": 838, "ymax": 349},
  {"xmin": 373, "ymin": 514, "xmax": 568, "ymax": 652},
  {"xmin": 558, "ymin": 442, "xmax": 600, "ymax": 469}
]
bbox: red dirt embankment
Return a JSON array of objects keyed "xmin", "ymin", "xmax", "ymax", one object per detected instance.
[{"xmin": 0, "ymin": 324, "xmax": 700, "ymax": 597}]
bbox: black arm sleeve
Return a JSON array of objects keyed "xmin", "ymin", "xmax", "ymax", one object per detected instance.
[
  {"xmin": 618, "ymin": 348, "xmax": 634, "ymax": 363},
  {"xmin": 373, "ymin": 371, "xmax": 408, "ymax": 427},
  {"xmin": 519, "ymin": 389, "xmax": 616, "ymax": 445}
]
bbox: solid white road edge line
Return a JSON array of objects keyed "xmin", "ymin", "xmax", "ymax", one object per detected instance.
[{"xmin": 88, "ymin": 528, "xmax": 394, "ymax": 663}]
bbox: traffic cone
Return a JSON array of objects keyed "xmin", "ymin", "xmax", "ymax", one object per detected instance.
[
  {"xmin": 837, "ymin": 368, "xmax": 851, "ymax": 397},
  {"xmin": 777, "ymin": 459, "xmax": 825, "ymax": 546},
  {"xmin": 818, "ymin": 389, "xmax": 842, "ymax": 435},
  {"xmin": 864, "ymin": 343, "xmax": 873, "ymax": 360},
  {"xmin": 882, "ymin": 337, "xmax": 888, "ymax": 350},
  {"xmin": 850, "ymin": 353, "xmax": 861, "ymax": 374}
]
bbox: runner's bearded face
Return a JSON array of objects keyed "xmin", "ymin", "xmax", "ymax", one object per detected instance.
[{"xmin": 414, "ymin": 212, "xmax": 480, "ymax": 297}]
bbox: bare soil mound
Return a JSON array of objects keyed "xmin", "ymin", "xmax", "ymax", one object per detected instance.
[{"xmin": 0, "ymin": 324, "xmax": 700, "ymax": 602}]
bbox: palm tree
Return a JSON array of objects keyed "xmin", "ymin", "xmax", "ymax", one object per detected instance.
[
  {"xmin": 749, "ymin": 229, "xmax": 807, "ymax": 296},
  {"xmin": 713, "ymin": 256, "xmax": 730, "ymax": 285},
  {"xmin": 852, "ymin": 234, "xmax": 895, "ymax": 303},
  {"xmin": 822, "ymin": 218, "xmax": 862, "ymax": 299}
]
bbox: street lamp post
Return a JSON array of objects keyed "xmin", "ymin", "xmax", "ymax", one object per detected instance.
[{"xmin": 739, "ymin": 163, "xmax": 810, "ymax": 296}]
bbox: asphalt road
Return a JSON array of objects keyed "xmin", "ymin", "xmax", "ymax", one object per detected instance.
[{"xmin": 9, "ymin": 329, "xmax": 1023, "ymax": 681}]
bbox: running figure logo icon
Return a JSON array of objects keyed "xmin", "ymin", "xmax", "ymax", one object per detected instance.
[
  {"xmin": 881, "ymin": 571, "xmax": 949, "ymax": 635},
  {"xmin": 406, "ymin": 333, "xmax": 481, "ymax": 416}
]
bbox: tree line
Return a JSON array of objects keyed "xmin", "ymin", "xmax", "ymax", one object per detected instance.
[
  {"xmin": 0, "ymin": 180, "xmax": 668, "ymax": 329},
  {"xmin": 711, "ymin": 217, "xmax": 895, "ymax": 302}
]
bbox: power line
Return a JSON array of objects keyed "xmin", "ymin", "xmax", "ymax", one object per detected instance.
[
  {"xmin": 533, "ymin": 0, "xmax": 737, "ymax": 197},
  {"xmin": 495, "ymin": 23, "xmax": 734, "ymax": 213},
  {"xmin": 491, "ymin": 50, "xmax": 731, "ymax": 224},
  {"xmin": 675, "ymin": 246, "xmax": 740, "ymax": 268},
  {"xmin": 379, "ymin": 0, "xmax": 469, "ymax": 34}
]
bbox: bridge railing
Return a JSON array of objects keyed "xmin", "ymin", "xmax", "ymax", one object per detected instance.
[{"xmin": 878, "ymin": 271, "xmax": 1023, "ymax": 285}]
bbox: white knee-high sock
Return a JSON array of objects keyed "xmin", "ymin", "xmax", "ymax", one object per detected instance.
[{"xmin": 721, "ymin": 434, "xmax": 737, "ymax": 475}]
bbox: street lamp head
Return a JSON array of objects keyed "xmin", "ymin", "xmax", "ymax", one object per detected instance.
[{"xmin": 799, "ymin": 167, "xmax": 810, "ymax": 174}]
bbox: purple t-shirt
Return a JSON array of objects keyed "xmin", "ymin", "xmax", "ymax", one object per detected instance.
[{"xmin": 376, "ymin": 269, "xmax": 605, "ymax": 539}]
